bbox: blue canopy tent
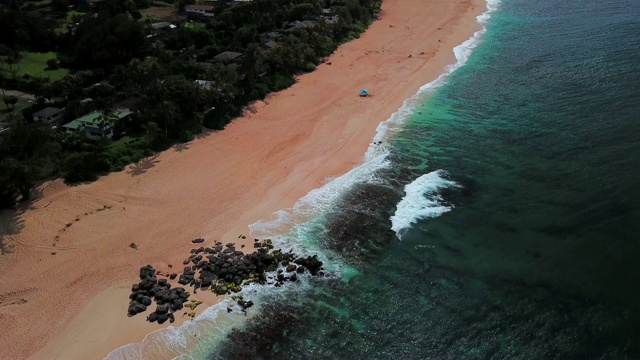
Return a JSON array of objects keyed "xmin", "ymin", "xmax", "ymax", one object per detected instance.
[{"xmin": 359, "ymin": 89, "xmax": 370, "ymax": 97}]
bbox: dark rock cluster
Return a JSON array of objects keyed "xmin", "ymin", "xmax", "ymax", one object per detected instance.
[
  {"xmin": 128, "ymin": 264, "xmax": 190, "ymax": 324},
  {"xmin": 128, "ymin": 238, "xmax": 324, "ymax": 323}
]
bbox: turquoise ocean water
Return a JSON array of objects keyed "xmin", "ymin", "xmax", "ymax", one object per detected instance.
[{"xmin": 109, "ymin": 0, "xmax": 640, "ymax": 358}]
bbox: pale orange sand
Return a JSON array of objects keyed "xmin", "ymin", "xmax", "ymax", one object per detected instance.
[{"xmin": 0, "ymin": 0, "xmax": 485, "ymax": 358}]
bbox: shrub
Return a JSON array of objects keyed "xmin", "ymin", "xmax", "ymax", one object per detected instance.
[
  {"xmin": 47, "ymin": 58, "xmax": 59, "ymax": 70},
  {"xmin": 265, "ymin": 75, "xmax": 295, "ymax": 92},
  {"xmin": 63, "ymin": 152, "xmax": 111, "ymax": 183},
  {"xmin": 202, "ymin": 109, "xmax": 227, "ymax": 130},
  {"xmin": 302, "ymin": 62, "xmax": 316, "ymax": 72},
  {"xmin": 248, "ymin": 83, "xmax": 270, "ymax": 100}
]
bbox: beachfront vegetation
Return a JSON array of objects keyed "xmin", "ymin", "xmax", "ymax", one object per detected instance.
[{"xmin": 0, "ymin": 0, "xmax": 381, "ymax": 208}]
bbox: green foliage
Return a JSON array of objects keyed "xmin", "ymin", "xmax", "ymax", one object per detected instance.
[
  {"xmin": 63, "ymin": 152, "xmax": 105, "ymax": 183},
  {"xmin": 248, "ymin": 82, "xmax": 269, "ymax": 100},
  {"xmin": 263, "ymin": 74, "xmax": 295, "ymax": 92},
  {"xmin": 46, "ymin": 58, "xmax": 59, "ymax": 70},
  {"xmin": 202, "ymin": 108, "xmax": 227, "ymax": 130},
  {"xmin": 74, "ymin": 14, "xmax": 146, "ymax": 68},
  {"xmin": 302, "ymin": 61, "xmax": 316, "ymax": 72},
  {"xmin": 3, "ymin": 95, "xmax": 18, "ymax": 109},
  {"xmin": 289, "ymin": 3, "xmax": 318, "ymax": 21},
  {"xmin": 0, "ymin": 121, "xmax": 59, "ymax": 207}
]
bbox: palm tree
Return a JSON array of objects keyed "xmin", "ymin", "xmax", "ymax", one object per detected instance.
[
  {"xmin": 242, "ymin": 43, "xmax": 265, "ymax": 85},
  {"xmin": 96, "ymin": 107, "xmax": 118, "ymax": 148}
]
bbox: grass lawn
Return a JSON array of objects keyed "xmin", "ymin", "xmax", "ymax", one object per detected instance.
[
  {"xmin": 107, "ymin": 136, "xmax": 142, "ymax": 152},
  {"xmin": 0, "ymin": 52, "xmax": 69, "ymax": 82},
  {"xmin": 185, "ymin": 21, "xmax": 207, "ymax": 29},
  {"xmin": 141, "ymin": 14, "xmax": 162, "ymax": 22}
]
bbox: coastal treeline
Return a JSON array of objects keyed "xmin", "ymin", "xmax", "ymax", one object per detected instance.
[{"xmin": 0, "ymin": 0, "xmax": 381, "ymax": 208}]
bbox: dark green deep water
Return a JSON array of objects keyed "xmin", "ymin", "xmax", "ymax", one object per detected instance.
[{"xmin": 209, "ymin": 0, "xmax": 640, "ymax": 358}]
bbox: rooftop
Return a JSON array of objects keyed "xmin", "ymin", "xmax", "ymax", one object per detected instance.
[
  {"xmin": 261, "ymin": 40, "xmax": 278, "ymax": 50},
  {"xmin": 32, "ymin": 107, "xmax": 64, "ymax": 118},
  {"xmin": 213, "ymin": 51, "xmax": 243, "ymax": 61},
  {"xmin": 151, "ymin": 22, "xmax": 176, "ymax": 30},
  {"xmin": 185, "ymin": 4, "xmax": 214, "ymax": 10},
  {"xmin": 285, "ymin": 20, "xmax": 318, "ymax": 30},
  {"xmin": 63, "ymin": 110, "xmax": 132, "ymax": 130}
]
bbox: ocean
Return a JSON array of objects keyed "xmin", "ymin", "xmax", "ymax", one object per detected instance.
[{"xmin": 108, "ymin": 0, "xmax": 640, "ymax": 358}]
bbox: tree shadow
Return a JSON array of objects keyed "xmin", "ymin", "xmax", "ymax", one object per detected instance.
[
  {"xmin": 0, "ymin": 186, "xmax": 42, "ymax": 255},
  {"xmin": 173, "ymin": 142, "xmax": 191, "ymax": 152},
  {"xmin": 127, "ymin": 153, "xmax": 161, "ymax": 176},
  {"xmin": 194, "ymin": 127, "xmax": 215, "ymax": 140},
  {"xmin": 0, "ymin": 209, "xmax": 22, "ymax": 255}
]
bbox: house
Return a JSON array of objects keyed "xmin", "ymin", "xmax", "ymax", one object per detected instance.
[
  {"xmin": 32, "ymin": 107, "xmax": 65, "ymax": 126},
  {"xmin": 322, "ymin": 14, "xmax": 339, "ymax": 24},
  {"xmin": 195, "ymin": 80, "xmax": 214, "ymax": 90},
  {"xmin": 259, "ymin": 31, "xmax": 281, "ymax": 44},
  {"xmin": 284, "ymin": 20, "xmax": 318, "ymax": 31},
  {"xmin": 213, "ymin": 51, "xmax": 243, "ymax": 61},
  {"xmin": 321, "ymin": 8, "xmax": 338, "ymax": 20},
  {"xmin": 151, "ymin": 22, "xmax": 177, "ymax": 30},
  {"xmin": 260, "ymin": 40, "xmax": 278, "ymax": 51},
  {"xmin": 62, "ymin": 110, "xmax": 132, "ymax": 140},
  {"xmin": 260, "ymin": 31, "xmax": 280, "ymax": 40},
  {"xmin": 185, "ymin": 4, "xmax": 214, "ymax": 17}
]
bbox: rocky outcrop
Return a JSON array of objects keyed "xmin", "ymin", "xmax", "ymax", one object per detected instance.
[{"xmin": 127, "ymin": 238, "xmax": 324, "ymax": 323}]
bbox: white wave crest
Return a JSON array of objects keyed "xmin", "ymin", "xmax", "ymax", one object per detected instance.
[{"xmin": 390, "ymin": 170, "xmax": 459, "ymax": 238}]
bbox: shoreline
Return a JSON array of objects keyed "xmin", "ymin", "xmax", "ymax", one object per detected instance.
[{"xmin": 0, "ymin": 0, "xmax": 487, "ymax": 358}]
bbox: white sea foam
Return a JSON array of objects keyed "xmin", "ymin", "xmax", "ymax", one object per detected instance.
[
  {"xmin": 105, "ymin": 299, "xmax": 234, "ymax": 360},
  {"xmin": 106, "ymin": 277, "xmax": 321, "ymax": 360},
  {"xmin": 368, "ymin": 0, "xmax": 500, "ymax": 150},
  {"xmin": 390, "ymin": 170, "xmax": 459, "ymax": 238},
  {"xmin": 105, "ymin": 1, "xmax": 501, "ymax": 358}
]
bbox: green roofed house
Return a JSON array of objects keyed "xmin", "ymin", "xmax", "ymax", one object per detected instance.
[{"xmin": 62, "ymin": 110, "xmax": 132, "ymax": 140}]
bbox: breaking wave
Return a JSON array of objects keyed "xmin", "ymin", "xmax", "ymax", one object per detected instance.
[{"xmin": 390, "ymin": 170, "xmax": 459, "ymax": 238}]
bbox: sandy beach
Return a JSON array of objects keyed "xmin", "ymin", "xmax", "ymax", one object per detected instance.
[{"xmin": 0, "ymin": 0, "xmax": 485, "ymax": 358}]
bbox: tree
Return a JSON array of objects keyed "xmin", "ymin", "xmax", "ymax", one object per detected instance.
[
  {"xmin": 52, "ymin": 0, "xmax": 71, "ymax": 12},
  {"xmin": 142, "ymin": 120, "xmax": 161, "ymax": 146},
  {"xmin": 75, "ymin": 14, "xmax": 146, "ymax": 69},
  {"xmin": 4, "ymin": 50, "xmax": 21, "ymax": 71},
  {"xmin": 98, "ymin": 107, "xmax": 118, "ymax": 139},
  {"xmin": 0, "ymin": 121, "xmax": 59, "ymax": 208},
  {"xmin": 3, "ymin": 95, "xmax": 18, "ymax": 110},
  {"xmin": 242, "ymin": 43, "xmax": 265, "ymax": 85},
  {"xmin": 111, "ymin": 58, "xmax": 164, "ymax": 94},
  {"xmin": 46, "ymin": 58, "xmax": 58, "ymax": 70}
]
